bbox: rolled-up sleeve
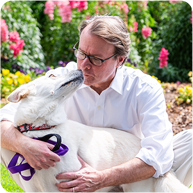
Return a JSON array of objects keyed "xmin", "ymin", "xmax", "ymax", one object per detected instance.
[
  {"xmin": 0, "ymin": 102, "xmax": 19, "ymax": 123},
  {"xmin": 135, "ymin": 82, "xmax": 174, "ymax": 178}
]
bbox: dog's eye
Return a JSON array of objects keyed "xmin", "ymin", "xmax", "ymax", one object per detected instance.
[{"xmin": 49, "ymin": 74, "xmax": 56, "ymax": 78}]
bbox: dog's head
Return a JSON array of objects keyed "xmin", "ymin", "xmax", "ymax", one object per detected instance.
[
  {"xmin": 7, "ymin": 70, "xmax": 84, "ymax": 127},
  {"xmin": 7, "ymin": 69, "xmax": 84, "ymax": 104}
]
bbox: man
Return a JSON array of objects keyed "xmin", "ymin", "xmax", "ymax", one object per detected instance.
[{"xmin": 1, "ymin": 15, "xmax": 192, "ymax": 192}]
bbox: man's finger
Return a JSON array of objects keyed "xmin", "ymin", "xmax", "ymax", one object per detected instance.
[
  {"xmin": 56, "ymin": 172, "xmax": 78, "ymax": 180},
  {"xmin": 77, "ymin": 155, "xmax": 89, "ymax": 168}
]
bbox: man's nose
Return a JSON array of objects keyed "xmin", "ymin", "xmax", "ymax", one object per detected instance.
[{"xmin": 80, "ymin": 57, "xmax": 92, "ymax": 69}]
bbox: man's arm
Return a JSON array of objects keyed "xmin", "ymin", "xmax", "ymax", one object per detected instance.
[
  {"xmin": 1, "ymin": 121, "xmax": 61, "ymax": 169},
  {"xmin": 56, "ymin": 156, "xmax": 156, "ymax": 192}
]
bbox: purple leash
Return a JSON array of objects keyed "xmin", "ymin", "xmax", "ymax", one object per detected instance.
[{"xmin": 7, "ymin": 134, "xmax": 69, "ymax": 181}]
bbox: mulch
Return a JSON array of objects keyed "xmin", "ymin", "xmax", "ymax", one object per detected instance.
[
  {"xmin": 164, "ymin": 83, "xmax": 192, "ymax": 135},
  {"xmin": 0, "ymin": 83, "xmax": 192, "ymax": 136}
]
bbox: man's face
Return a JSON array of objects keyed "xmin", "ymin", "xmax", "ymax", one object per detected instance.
[{"xmin": 77, "ymin": 27, "xmax": 124, "ymax": 94}]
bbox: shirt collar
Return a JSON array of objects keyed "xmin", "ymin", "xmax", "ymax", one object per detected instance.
[
  {"xmin": 78, "ymin": 67, "xmax": 124, "ymax": 95},
  {"xmin": 109, "ymin": 67, "xmax": 123, "ymax": 95}
]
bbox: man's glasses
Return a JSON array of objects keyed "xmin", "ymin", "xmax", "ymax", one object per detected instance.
[{"xmin": 73, "ymin": 41, "xmax": 117, "ymax": 67}]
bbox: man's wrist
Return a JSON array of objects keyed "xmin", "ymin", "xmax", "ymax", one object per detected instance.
[{"xmin": 99, "ymin": 168, "xmax": 115, "ymax": 188}]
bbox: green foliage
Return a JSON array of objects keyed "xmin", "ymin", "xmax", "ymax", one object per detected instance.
[
  {"xmin": 148, "ymin": 1, "xmax": 192, "ymax": 82},
  {"xmin": 126, "ymin": 1, "xmax": 156, "ymax": 66},
  {"xmin": 28, "ymin": 1, "xmax": 90, "ymax": 67},
  {"xmin": 1, "ymin": 1, "xmax": 45, "ymax": 73},
  {"xmin": 0, "ymin": 164, "xmax": 24, "ymax": 192}
]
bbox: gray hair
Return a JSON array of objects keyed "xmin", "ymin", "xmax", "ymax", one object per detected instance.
[{"xmin": 78, "ymin": 15, "xmax": 131, "ymax": 66}]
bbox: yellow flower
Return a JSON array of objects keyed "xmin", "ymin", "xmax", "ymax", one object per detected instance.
[
  {"xmin": 18, "ymin": 78, "xmax": 25, "ymax": 85},
  {"xmin": 188, "ymin": 71, "xmax": 192, "ymax": 77},
  {"xmin": 14, "ymin": 80, "xmax": 18, "ymax": 86},
  {"xmin": 2, "ymin": 69, "xmax": 10, "ymax": 76},
  {"xmin": 6, "ymin": 78, "xmax": 13, "ymax": 85},
  {"xmin": 15, "ymin": 71, "xmax": 22, "ymax": 76},
  {"xmin": 2, "ymin": 88, "xmax": 9, "ymax": 93},
  {"xmin": 178, "ymin": 88, "xmax": 184, "ymax": 93},
  {"xmin": 0, "ymin": 73, "xmax": 2, "ymax": 77},
  {"xmin": 9, "ymin": 73, "xmax": 16, "ymax": 79},
  {"xmin": 157, "ymin": 80, "xmax": 161, "ymax": 84},
  {"xmin": 186, "ymin": 87, "xmax": 192, "ymax": 94},
  {"xmin": 24, "ymin": 75, "xmax": 31, "ymax": 83}
]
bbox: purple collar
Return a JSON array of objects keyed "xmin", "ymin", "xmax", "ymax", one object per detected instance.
[{"xmin": 7, "ymin": 134, "xmax": 69, "ymax": 181}]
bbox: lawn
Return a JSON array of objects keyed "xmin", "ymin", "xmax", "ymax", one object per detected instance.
[{"xmin": 0, "ymin": 164, "xmax": 193, "ymax": 193}]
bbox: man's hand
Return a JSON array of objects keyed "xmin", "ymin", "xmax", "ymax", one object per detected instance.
[
  {"xmin": 56, "ymin": 156, "xmax": 105, "ymax": 192},
  {"xmin": 20, "ymin": 137, "xmax": 61, "ymax": 170},
  {"xmin": 1, "ymin": 121, "xmax": 61, "ymax": 170}
]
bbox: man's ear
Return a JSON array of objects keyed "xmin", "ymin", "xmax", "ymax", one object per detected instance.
[
  {"xmin": 116, "ymin": 56, "xmax": 126, "ymax": 68},
  {"xmin": 7, "ymin": 84, "xmax": 35, "ymax": 103}
]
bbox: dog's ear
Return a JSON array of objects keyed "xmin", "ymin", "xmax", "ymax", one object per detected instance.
[{"xmin": 7, "ymin": 84, "xmax": 35, "ymax": 103}]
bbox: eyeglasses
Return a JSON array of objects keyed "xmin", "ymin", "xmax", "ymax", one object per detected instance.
[{"xmin": 73, "ymin": 41, "xmax": 117, "ymax": 67}]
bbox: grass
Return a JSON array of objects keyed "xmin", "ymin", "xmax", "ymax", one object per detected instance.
[
  {"xmin": 0, "ymin": 164, "xmax": 25, "ymax": 193},
  {"xmin": 0, "ymin": 163, "xmax": 193, "ymax": 193}
]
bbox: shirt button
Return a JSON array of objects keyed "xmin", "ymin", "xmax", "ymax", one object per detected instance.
[{"xmin": 98, "ymin": 106, "xmax": 101, "ymax": 109}]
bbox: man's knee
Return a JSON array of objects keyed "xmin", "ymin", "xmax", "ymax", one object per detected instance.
[{"xmin": 179, "ymin": 129, "xmax": 193, "ymax": 157}]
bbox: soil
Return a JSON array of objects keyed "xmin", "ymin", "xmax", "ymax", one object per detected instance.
[
  {"xmin": 0, "ymin": 83, "xmax": 192, "ymax": 135},
  {"xmin": 163, "ymin": 83, "xmax": 192, "ymax": 135}
]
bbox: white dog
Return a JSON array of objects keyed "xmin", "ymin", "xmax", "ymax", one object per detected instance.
[{"xmin": 1, "ymin": 69, "xmax": 189, "ymax": 192}]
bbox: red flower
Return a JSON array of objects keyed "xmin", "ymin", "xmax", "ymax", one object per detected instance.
[
  {"xmin": 9, "ymin": 39, "xmax": 25, "ymax": 57},
  {"xmin": 9, "ymin": 31, "xmax": 20, "ymax": 42},
  {"xmin": 158, "ymin": 48, "xmax": 169, "ymax": 68},
  {"xmin": 133, "ymin": 22, "xmax": 138, "ymax": 32},
  {"xmin": 142, "ymin": 27, "xmax": 152, "ymax": 39},
  {"xmin": 1, "ymin": 19, "xmax": 9, "ymax": 42}
]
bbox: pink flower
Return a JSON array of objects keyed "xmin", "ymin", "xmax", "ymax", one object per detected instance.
[
  {"xmin": 176, "ymin": 81, "xmax": 181, "ymax": 85},
  {"xmin": 129, "ymin": 26, "xmax": 133, "ymax": 32},
  {"xmin": 16, "ymin": 39, "xmax": 25, "ymax": 50},
  {"xmin": 69, "ymin": 1, "xmax": 80, "ymax": 9},
  {"xmin": 9, "ymin": 31, "xmax": 20, "ymax": 42},
  {"xmin": 120, "ymin": 3, "xmax": 129, "ymax": 14},
  {"xmin": 158, "ymin": 48, "xmax": 169, "ymax": 68},
  {"xmin": 104, "ymin": 0, "xmax": 112, "ymax": 5},
  {"xmin": 9, "ymin": 39, "xmax": 25, "ymax": 57},
  {"xmin": 143, "ymin": 0, "xmax": 148, "ymax": 9},
  {"xmin": 141, "ymin": 27, "xmax": 152, "ymax": 39},
  {"xmin": 190, "ymin": 9, "xmax": 193, "ymax": 27},
  {"xmin": 59, "ymin": 5, "xmax": 72, "ymax": 23},
  {"xmin": 133, "ymin": 22, "xmax": 138, "ymax": 32},
  {"xmin": 169, "ymin": 0, "xmax": 179, "ymax": 3},
  {"xmin": 85, "ymin": 15, "xmax": 91, "ymax": 19},
  {"xmin": 54, "ymin": 1, "xmax": 69, "ymax": 7},
  {"xmin": 78, "ymin": 1, "xmax": 88, "ymax": 12},
  {"xmin": 44, "ymin": 1, "xmax": 55, "ymax": 20},
  {"xmin": 1, "ymin": 19, "xmax": 9, "ymax": 42},
  {"xmin": 94, "ymin": 6, "xmax": 99, "ymax": 14}
]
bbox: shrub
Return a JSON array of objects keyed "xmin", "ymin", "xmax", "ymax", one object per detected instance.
[
  {"xmin": 1, "ymin": 1, "xmax": 45, "ymax": 73},
  {"xmin": 148, "ymin": 1, "xmax": 192, "ymax": 82}
]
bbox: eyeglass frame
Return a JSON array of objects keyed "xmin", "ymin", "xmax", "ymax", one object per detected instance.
[{"xmin": 73, "ymin": 41, "xmax": 117, "ymax": 67}]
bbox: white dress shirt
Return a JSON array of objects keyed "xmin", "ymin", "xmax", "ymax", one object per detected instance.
[{"xmin": 0, "ymin": 61, "xmax": 174, "ymax": 178}]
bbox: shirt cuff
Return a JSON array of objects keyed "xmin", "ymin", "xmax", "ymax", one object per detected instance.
[{"xmin": 135, "ymin": 148, "xmax": 165, "ymax": 178}]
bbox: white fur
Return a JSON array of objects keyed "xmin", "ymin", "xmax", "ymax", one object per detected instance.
[{"xmin": 1, "ymin": 70, "xmax": 189, "ymax": 192}]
